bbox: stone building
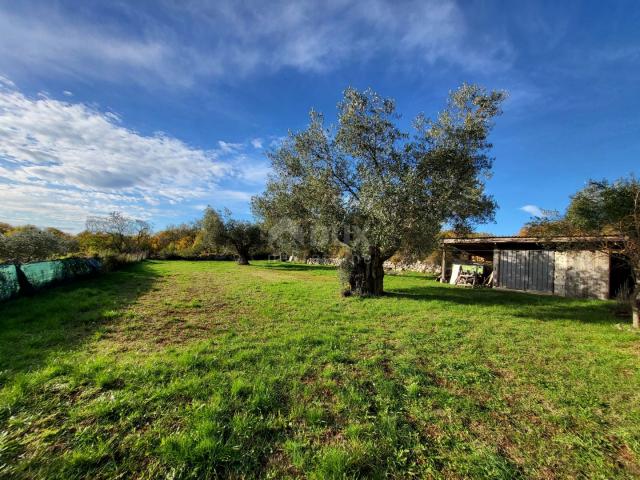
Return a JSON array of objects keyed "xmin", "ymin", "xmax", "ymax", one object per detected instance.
[{"xmin": 441, "ymin": 236, "xmax": 632, "ymax": 300}]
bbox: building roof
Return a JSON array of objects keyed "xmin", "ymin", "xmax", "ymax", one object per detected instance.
[
  {"xmin": 443, "ymin": 235, "xmax": 623, "ymax": 245},
  {"xmin": 442, "ymin": 235, "xmax": 624, "ymax": 256}
]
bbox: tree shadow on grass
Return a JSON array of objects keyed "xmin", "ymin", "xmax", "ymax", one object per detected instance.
[
  {"xmin": 257, "ymin": 262, "xmax": 337, "ymax": 272},
  {"xmin": 384, "ymin": 283, "xmax": 620, "ymax": 325},
  {"xmin": 0, "ymin": 261, "xmax": 160, "ymax": 383}
]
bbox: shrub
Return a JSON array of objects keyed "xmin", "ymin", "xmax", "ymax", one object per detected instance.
[
  {"xmin": 0, "ymin": 226, "xmax": 78, "ymax": 263},
  {"xmin": 100, "ymin": 252, "xmax": 148, "ymax": 272}
]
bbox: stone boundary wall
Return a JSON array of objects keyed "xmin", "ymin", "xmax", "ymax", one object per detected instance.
[
  {"xmin": 383, "ymin": 260, "xmax": 442, "ymax": 275},
  {"xmin": 303, "ymin": 257, "xmax": 441, "ymax": 274}
]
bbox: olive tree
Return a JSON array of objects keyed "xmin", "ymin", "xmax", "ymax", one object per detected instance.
[
  {"xmin": 252, "ymin": 196, "xmax": 317, "ymax": 260},
  {"xmin": 201, "ymin": 208, "xmax": 263, "ymax": 265},
  {"xmin": 253, "ymin": 84, "xmax": 504, "ymax": 295}
]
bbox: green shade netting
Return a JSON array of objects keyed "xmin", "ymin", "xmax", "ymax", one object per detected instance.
[
  {"xmin": 0, "ymin": 258, "xmax": 102, "ymax": 301},
  {"xmin": 0, "ymin": 264, "xmax": 19, "ymax": 302},
  {"xmin": 20, "ymin": 259, "xmax": 102, "ymax": 289}
]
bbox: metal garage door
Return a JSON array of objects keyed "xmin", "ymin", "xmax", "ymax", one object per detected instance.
[{"xmin": 498, "ymin": 250, "xmax": 555, "ymax": 293}]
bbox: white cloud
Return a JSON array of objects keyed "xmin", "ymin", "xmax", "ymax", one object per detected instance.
[
  {"xmin": 0, "ymin": 1, "xmax": 513, "ymax": 87},
  {"xmin": 229, "ymin": 157, "xmax": 272, "ymax": 184},
  {"xmin": 217, "ymin": 141, "xmax": 243, "ymax": 153},
  {"xmin": 62, "ymin": 90, "xmax": 73, "ymax": 97},
  {"xmin": 520, "ymin": 205, "xmax": 545, "ymax": 217},
  {"xmin": 251, "ymin": 138, "xmax": 263, "ymax": 149},
  {"xmin": 0, "ymin": 81, "xmax": 267, "ymax": 231},
  {"xmin": 0, "ymin": 6, "xmax": 182, "ymax": 86},
  {"xmin": 0, "ymin": 75, "xmax": 15, "ymax": 88}
]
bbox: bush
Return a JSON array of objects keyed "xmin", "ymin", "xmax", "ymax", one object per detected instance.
[
  {"xmin": 0, "ymin": 226, "xmax": 78, "ymax": 263},
  {"xmin": 100, "ymin": 252, "xmax": 148, "ymax": 272}
]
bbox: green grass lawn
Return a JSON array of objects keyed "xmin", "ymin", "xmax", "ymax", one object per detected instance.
[{"xmin": 1, "ymin": 260, "xmax": 639, "ymax": 479}]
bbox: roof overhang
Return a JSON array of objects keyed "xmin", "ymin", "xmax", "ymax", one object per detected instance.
[{"xmin": 442, "ymin": 235, "xmax": 624, "ymax": 256}]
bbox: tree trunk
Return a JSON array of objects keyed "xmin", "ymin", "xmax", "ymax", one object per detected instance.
[
  {"xmin": 236, "ymin": 248, "xmax": 250, "ymax": 265},
  {"xmin": 632, "ymin": 281, "xmax": 640, "ymax": 329},
  {"xmin": 13, "ymin": 262, "xmax": 35, "ymax": 296},
  {"xmin": 348, "ymin": 246, "xmax": 385, "ymax": 296}
]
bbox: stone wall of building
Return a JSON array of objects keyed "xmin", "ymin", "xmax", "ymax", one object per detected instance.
[{"xmin": 554, "ymin": 250, "xmax": 610, "ymax": 300}]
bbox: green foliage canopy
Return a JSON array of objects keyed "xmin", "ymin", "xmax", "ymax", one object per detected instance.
[
  {"xmin": 202, "ymin": 208, "xmax": 263, "ymax": 265},
  {"xmin": 254, "ymin": 85, "xmax": 504, "ymax": 260}
]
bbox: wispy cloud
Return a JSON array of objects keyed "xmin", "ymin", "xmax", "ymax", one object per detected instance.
[
  {"xmin": 0, "ymin": 80, "xmax": 268, "ymax": 231},
  {"xmin": 0, "ymin": 5, "xmax": 182, "ymax": 86},
  {"xmin": 217, "ymin": 141, "xmax": 244, "ymax": 153},
  {"xmin": 520, "ymin": 205, "xmax": 545, "ymax": 217},
  {"xmin": 0, "ymin": 75, "xmax": 15, "ymax": 88},
  {"xmin": 0, "ymin": 1, "xmax": 513, "ymax": 87}
]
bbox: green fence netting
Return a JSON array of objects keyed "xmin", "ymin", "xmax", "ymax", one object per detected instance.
[
  {"xmin": 21, "ymin": 258, "xmax": 101, "ymax": 289},
  {"xmin": 0, "ymin": 258, "xmax": 103, "ymax": 301},
  {"xmin": 0, "ymin": 264, "xmax": 20, "ymax": 302}
]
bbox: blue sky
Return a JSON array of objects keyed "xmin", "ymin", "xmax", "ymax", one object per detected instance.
[{"xmin": 0, "ymin": 0, "xmax": 638, "ymax": 234}]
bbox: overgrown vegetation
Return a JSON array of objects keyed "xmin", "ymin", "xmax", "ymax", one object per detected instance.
[
  {"xmin": 0, "ymin": 225, "xmax": 78, "ymax": 263},
  {"xmin": 85, "ymin": 212, "xmax": 152, "ymax": 254},
  {"xmin": 1, "ymin": 260, "xmax": 638, "ymax": 478}
]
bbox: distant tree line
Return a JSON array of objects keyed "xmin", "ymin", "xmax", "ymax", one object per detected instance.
[{"xmin": 0, "ymin": 209, "xmax": 267, "ymax": 267}]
